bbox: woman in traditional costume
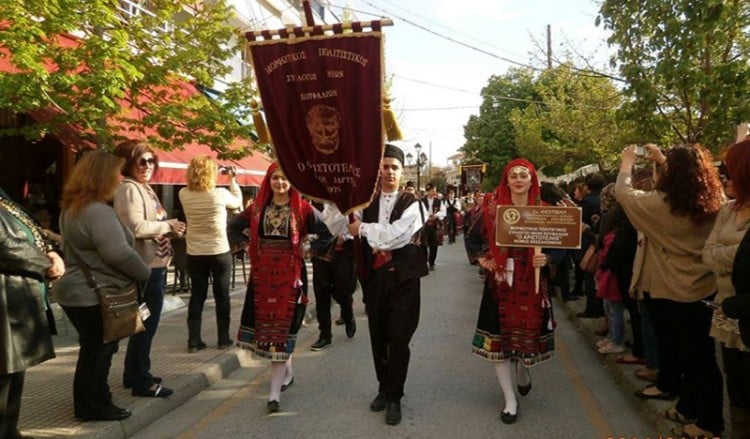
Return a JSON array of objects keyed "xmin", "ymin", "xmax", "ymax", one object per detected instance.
[
  {"xmin": 466, "ymin": 159, "xmax": 555, "ymax": 424},
  {"xmin": 231, "ymin": 163, "xmax": 315, "ymax": 413}
]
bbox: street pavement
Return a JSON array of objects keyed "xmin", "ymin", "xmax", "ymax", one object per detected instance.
[{"xmin": 21, "ymin": 239, "xmax": 684, "ymax": 438}]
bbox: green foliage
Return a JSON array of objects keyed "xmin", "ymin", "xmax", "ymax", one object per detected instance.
[
  {"xmin": 510, "ymin": 65, "xmax": 633, "ymax": 175},
  {"xmin": 462, "ymin": 68, "xmax": 534, "ymax": 185},
  {"xmin": 0, "ymin": 0, "xmax": 256, "ymax": 157},
  {"xmin": 598, "ymin": 0, "xmax": 750, "ymax": 150}
]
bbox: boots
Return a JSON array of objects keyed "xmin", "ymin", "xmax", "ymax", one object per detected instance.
[
  {"xmin": 187, "ymin": 319, "xmax": 207, "ymax": 353},
  {"xmin": 730, "ymin": 407, "xmax": 750, "ymax": 439},
  {"xmin": 217, "ymin": 319, "xmax": 233, "ymax": 349}
]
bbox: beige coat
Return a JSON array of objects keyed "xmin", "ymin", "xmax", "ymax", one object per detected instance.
[
  {"xmin": 616, "ymin": 172, "xmax": 716, "ymax": 302},
  {"xmin": 114, "ymin": 179, "xmax": 172, "ymax": 268}
]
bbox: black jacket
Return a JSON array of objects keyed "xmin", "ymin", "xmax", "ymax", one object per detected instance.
[
  {"xmin": 0, "ymin": 203, "xmax": 55, "ymax": 375},
  {"xmin": 725, "ymin": 227, "xmax": 750, "ymax": 347}
]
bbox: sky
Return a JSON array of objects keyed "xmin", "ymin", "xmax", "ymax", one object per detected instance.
[{"xmin": 332, "ymin": 0, "xmax": 615, "ymax": 166}]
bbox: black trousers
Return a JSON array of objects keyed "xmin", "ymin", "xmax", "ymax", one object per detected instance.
[
  {"xmin": 648, "ymin": 296, "xmax": 724, "ymax": 433},
  {"xmin": 0, "ymin": 371, "xmax": 24, "ymax": 438},
  {"xmin": 312, "ymin": 245, "xmax": 356, "ymax": 338},
  {"xmin": 421, "ymin": 224, "xmax": 440, "ymax": 267},
  {"xmin": 187, "ymin": 252, "xmax": 233, "ymax": 322},
  {"xmin": 446, "ymin": 210, "xmax": 458, "ymax": 243},
  {"xmin": 723, "ymin": 345, "xmax": 750, "ymax": 409},
  {"xmin": 363, "ymin": 270, "xmax": 420, "ymax": 402},
  {"xmin": 62, "ymin": 304, "xmax": 120, "ymax": 418}
]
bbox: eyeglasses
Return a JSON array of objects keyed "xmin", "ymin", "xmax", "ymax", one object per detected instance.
[{"xmin": 138, "ymin": 157, "xmax": 156, "ymax": 167}]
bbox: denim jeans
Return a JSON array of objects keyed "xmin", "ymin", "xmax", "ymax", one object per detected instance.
[
  {"xmin": 123, "ymin": 268, "xmax": 166, "ymax": 392},
  {"xmin": 604, "ymin": 299, "xmax": 625, "ymax": 345},
  {"xmin": 639, "ymin": 295, "xmax": 659, "ymax": 370}
]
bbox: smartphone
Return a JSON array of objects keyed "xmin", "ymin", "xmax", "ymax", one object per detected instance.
[{"xmin": 701, "ymin": 299, "xmax": 720, "ymax": 310}]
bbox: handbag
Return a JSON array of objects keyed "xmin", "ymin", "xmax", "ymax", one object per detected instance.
[
  {"xmin": 68, "ymin": 246, "xmax": 146, "ymax": 344},
  {"xmin": 579, "ymin": 244, "xmax": 599, "ymax": 273}
]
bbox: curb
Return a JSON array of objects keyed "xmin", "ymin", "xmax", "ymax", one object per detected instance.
[
  {"xmin": 555, "ymin": 297, "xmax": 677, "ymax": 436},
  {"xmin": 80, "ymin": 349, "xmax": 252, "ymax": 439}
]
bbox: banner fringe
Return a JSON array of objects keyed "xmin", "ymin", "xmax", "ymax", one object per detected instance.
[
  {"xmin": 250, "ymin": 99, "xmax": 271, "ymax": 144},
  {"xmin": 383, "ymin": 96, "xmax": 402, "ymax": 141}
]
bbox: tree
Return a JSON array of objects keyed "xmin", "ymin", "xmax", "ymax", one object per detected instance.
[
  {"xmin": 0, "ymin": 0, "xmax": 256, "ymax": 158},
  {"xmin": 598, "ymin": 0, "xmax": 750, "ymax": 150},
  {"xmin": 462, "ymin": 68, "xmax": 536, "ymax": 186},
  {"xmin": 510, "ymin": 65, "xmax": 635, "ymax": 175}
]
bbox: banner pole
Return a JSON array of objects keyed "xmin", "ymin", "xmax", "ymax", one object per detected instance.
[
  {"xmin": 245, "ymin": 20, "xmax": 394, "ymax": 40},
  {"xmin": 302, "ymin": 0, "xmax": 315, "ymax": 26},
  {"xmin": 534, "ymin": 246, "xmax": 541, "ymax": 294}
]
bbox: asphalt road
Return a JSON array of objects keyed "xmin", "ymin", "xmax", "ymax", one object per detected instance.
[{"xmin": 133, "ymin": 238, "xmax": 653, "ymax": 439}]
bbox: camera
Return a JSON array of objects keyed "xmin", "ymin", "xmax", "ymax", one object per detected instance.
[
  {"xmin": 634, "ymin": 145, "xmax": 647, "ymax": 157},
  {"xmin": 219, "ymin": 165, "xmax": 235, "ymax": 176}
]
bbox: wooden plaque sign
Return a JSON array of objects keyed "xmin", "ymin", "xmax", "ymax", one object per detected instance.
[{"xmin": 495, "ymin": 205, "xmax": 582, "ymax": 249}]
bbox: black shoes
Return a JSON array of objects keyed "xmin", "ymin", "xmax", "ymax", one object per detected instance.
[
  {"xmin": 345, "ymin": 319, "xmax": 357, "ymax": 338},
  {"xmin": 385, "ymin": 402, "xmax": 402, "ymax": 425},
  {"xmin": 370, "ymin": 392, "xmax": 387, "ymax": 412},
  {"xmin": 500, "ymin": 400, "xmax": 519, "ymax": 424},
  {"xmin": 76, "ymin": 404, "xmax": 132, "ymax": 422},
  {"xmin": 187, "ymin": 340, "xmax": 207, "ymax": 353},
  {"xmin": 576, "ymin": 312, "xmax": 603, "ymax": 319},
  {"xmin": 217, "ymin": 338, "xmax": 234, "ymax": 349},
  {"xmin": 123, "ymin": 376, "xmax": 162, "ymax": 389},
  {"xmin": 267, "ymin": 400, "xmax": 280, "ymax": 413},
  {"xmin": 311, "ymin": 337, "xmax": 331, "ymax": 351},
  {"xmin": 334, "ymin": 318, "xmax": 345, "ymax": 325},
  {"xmin": 281, "ymin": 377, "xmax": 294, "ymax": 392},
  {"xmin": 132, "ymin": 384, "xmax": 173, "ymax": 398},
  {"xmin": 515, "ymin": 363, "xmax": 532, "ymax": 396},
  {"xmin": 429, "ymin": 264, "xmax": 436, "ymax": 271}
]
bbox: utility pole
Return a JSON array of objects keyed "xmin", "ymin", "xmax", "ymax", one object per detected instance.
[{"xmin": 547, "ymin": 24, "xmax": 552, "ymax": 69}]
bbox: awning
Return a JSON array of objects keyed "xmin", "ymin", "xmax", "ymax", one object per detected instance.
[
  {"xmin": 155, "ymin": 144, "xmax": 270, "ymax": 186},
  {"xmin": 2, "ymin": 29, "xmax": 270, "ymax": 187}
]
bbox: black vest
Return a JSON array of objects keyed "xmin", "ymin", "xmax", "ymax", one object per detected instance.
[{"xmin": 359, "ymin": 191, "xmax": 428, "ymax": 282}]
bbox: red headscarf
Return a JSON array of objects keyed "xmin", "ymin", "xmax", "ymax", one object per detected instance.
[
  {"xmin": 482, "ymin": 158, "xmax": 541, "ymax": 279},
  {"xmin": 246, "ymin": 162, "xmax": 312, "ymax": 268}
]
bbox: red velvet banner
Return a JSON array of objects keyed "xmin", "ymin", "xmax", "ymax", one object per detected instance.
[{"xmin": 248, "ymin": 32, "xmax": 384, "ymax": 214}]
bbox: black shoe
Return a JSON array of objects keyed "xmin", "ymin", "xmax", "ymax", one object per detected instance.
[
  {"xmin": 188, "ymin": 341, "xmax": 207, "ymax": 353},
  {"xmin": 429, "ymin": 264, "xmax": 436, "ymax": 271},
  {"xmin": 123, "ymin": 376, "xmax": 162, "ymax": 389},
  {"xmin": 217, "ymin": 338, "xmax": 234, "ymax": 349},
  {"xmin": 370, "ymin": 392, "xmax": 387, "ymax": 412},
  {"xmin": 385, "ymin": 402, "xmax": 402, "ymax": 425},
  {"xmin": 281, "ymin": 377, "xmax": 294, "ymax": 392},
  {"xmin": 345, "ymin": 319, "xmax": 356, "ymax": 338},
  {"xmin": 310, "ymin": 337, "xmax": 331, "ymax": 351},
  {"xmin": 516, "ymin": 365, "xmax": 532, "ymax": 396},
  {"xmin": 334, "ymin": 318, "xmax": 345, "ymax": 326},
  {"xmin": 132, "ymin": 384, "xmax": 173, "ymax": 398},
  {"xmin": 562, "ymin": 295, "xmax": 579, "ymax": 302},
  {"xmin": 76, "ymin": 405, "xmax": 132, "ymax": 422},
  {"xmin": 267, "ymin": 400, "xmax": 280, "ymax": 413},
  {"xmin": 500, "ymin": 408, "xmax": 518, "ymax": 424}
]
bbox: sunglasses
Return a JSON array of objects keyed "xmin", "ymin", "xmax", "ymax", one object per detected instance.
[{"xmin": 138, "ymin": 157, "xmax": 156, "ymax": 167}]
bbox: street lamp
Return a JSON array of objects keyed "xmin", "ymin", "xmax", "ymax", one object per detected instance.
[{"xmin": 405, "ymin": 143, "xmax": 428, "ymax": 191}]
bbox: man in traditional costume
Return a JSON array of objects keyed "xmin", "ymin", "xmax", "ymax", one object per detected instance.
[
  {"xmin": 323, "ymin": 144, "xmax": 427, "ymax": 425},
  {"xmin": 443, "ymin": 188, "xmax": 461, "ymax": 244},
  {"xmin": 421, "ymin": 183, "xmax": 446, "ymax": 271}
]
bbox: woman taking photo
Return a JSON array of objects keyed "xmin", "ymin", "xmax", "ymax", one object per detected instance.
[
  {"xmin": 179, "ymin": 155, "xmax": 242, "ymax": 353},
  {"xmin": 55, "ymin": 151, "xmax": 151, "ymax": 421},
  {"xmin": 231, "ymin": 163, "xmax": 315, "ymax": 414},
  {"xmin": 466, "ymin": 159, "xmax": 554, "ymax": 424},
  {"xmin": 114, "ymin": 140, "xmax": 186, "ymax": 398},
  {"xmin": 617, "ymin": 144, "xmax": 724, "ymax": 438}
]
